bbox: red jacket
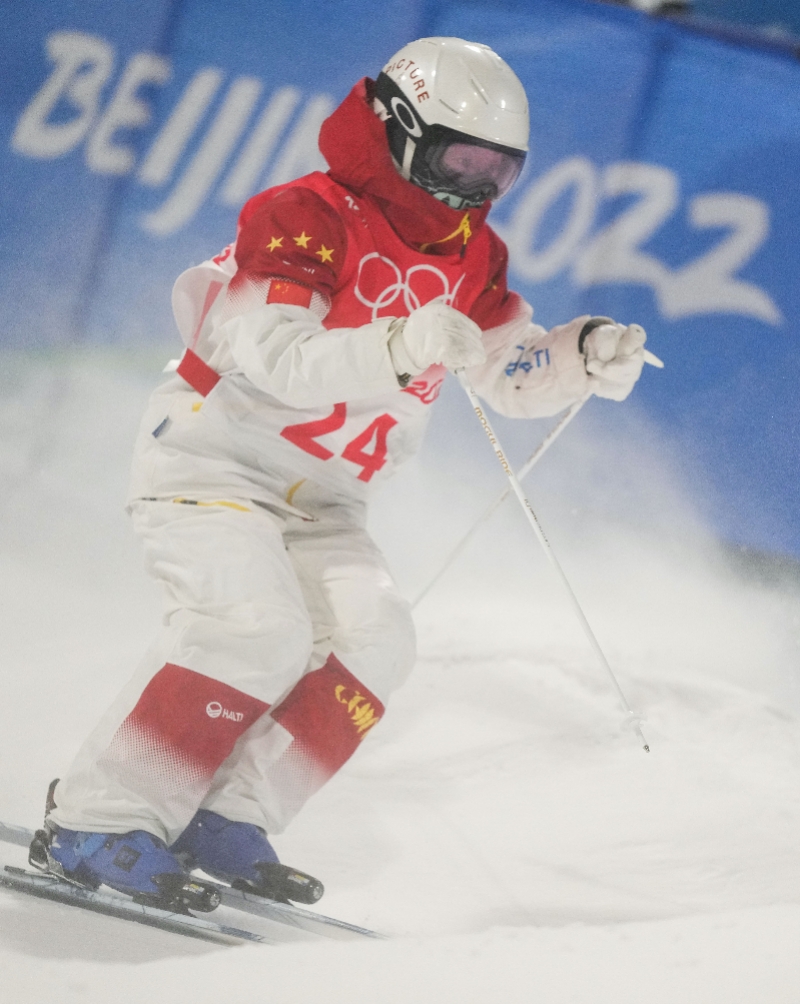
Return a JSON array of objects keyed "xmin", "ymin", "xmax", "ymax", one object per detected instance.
[{"xmin": 231, "ymin": 78, "xmax": 526, "ymax": 333}]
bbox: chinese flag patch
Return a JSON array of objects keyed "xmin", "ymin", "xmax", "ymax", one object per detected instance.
[{"xmin": 267, "ymin": 279, "xmax": 313, "ymax": 308}]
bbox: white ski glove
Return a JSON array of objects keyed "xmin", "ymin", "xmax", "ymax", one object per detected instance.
[
  {"xmin": 580, "ymin": 317, "xmax": 646, "ymax": 402},
  {"xmin": 388, "ymin": 301, "xmax": 487, "ymax": 382}
]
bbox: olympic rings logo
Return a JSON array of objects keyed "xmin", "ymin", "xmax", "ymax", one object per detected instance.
[{"xmin": 353, "ymin": 252, "xmax": 465, "ymax": 320}]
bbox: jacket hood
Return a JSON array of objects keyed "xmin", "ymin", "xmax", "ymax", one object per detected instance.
[{"xmin": 318, "ymin": 79, "xmax": 491, "ymax": 256}]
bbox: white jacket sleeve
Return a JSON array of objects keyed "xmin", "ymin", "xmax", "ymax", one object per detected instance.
[
  {"xmin": 210, "ymin": 303, "xmax": 404, "ymax": 409},
  {"xmin": 467, "ymin": 304, "xmax": 592, "ymax": 419}
]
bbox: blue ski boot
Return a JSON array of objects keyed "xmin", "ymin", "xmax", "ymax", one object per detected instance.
[
  {"xmin": 28, "ymin": 781, "xmax": 220, "ymax": 912},
  {"xmin": 172, "ymin": 809, "xmax": 324, "ymax": 904}
]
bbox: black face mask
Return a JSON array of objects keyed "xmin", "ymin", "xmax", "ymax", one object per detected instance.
[{"xmin": 374, "ymin": 72, "xmax": 526, "ymax": 210}]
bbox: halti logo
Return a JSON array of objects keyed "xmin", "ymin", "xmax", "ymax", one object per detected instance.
[
  {"xmin": 505, "ymin": 344, "xmax": 551, "ymax": 377},
  {"xmin": 206, "ymin": 701, "xmax": 244, "ymax": 722}
]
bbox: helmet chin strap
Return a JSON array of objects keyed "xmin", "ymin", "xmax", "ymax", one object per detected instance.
[{"xmin": 433, "ymin": 191, "xmax": 482, "ymax": 210}]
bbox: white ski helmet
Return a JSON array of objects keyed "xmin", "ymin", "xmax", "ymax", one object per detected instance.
[{"xmin": 374, "ymin": 37, "xmax": 529, "ymax": 209}]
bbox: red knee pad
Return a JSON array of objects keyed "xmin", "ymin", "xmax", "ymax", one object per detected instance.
[
  {"xmin": 100, "ymin": 664, "xmax": 269, "ymax": 798},
  {"xmin": 270, "ymin": 654, "xmax": 385, "ymax": 777}
]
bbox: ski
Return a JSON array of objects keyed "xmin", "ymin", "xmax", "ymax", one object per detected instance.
[
  {"xmin": 209, "ymin": 882, "xmax": 383, "ymax": 940},
  {"xmin": 0, "ymin": 820, "xmax": 382, "ymax": 943},
  {"xmin": 0, "ymin": 865, "xmax": 263, "ymax": 944}
]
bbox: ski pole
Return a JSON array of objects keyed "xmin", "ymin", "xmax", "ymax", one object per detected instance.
[
  {"xmin": 413, "ymin": 349, "xmax": 663, "ymax": 611},
  {"xmin": 411, "ymin": 391, "xmax": 591, "ymax": 610},
  {"xmin": 456, "ymin": 368, "xmax": 650, "ymax": 753}
]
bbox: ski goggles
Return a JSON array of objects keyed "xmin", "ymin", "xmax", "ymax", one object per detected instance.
[{"xmin": 427, "ymin": 139, "xmax": 526, "ymax": 204}]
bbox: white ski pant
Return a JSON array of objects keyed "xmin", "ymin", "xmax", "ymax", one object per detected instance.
[{"xmin": 50, "ymin": 496, "xmax": 415, "ymax": 844}]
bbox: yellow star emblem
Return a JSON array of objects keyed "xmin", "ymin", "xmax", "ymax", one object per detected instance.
[
  {"xmin": 267, "ymin": 236, "xmax": 284, "ymax": 252},
  {"xmin": 293, "ymin": 231, "xmax": 311, "ymax": 248},
  {"xmin": 315, "ymin": 244, "xmax": 334, "ymax": 264}
]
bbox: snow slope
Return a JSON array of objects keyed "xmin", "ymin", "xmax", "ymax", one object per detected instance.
[{"xmin": 0, "ymin": 349, "xmax": 798, "ymax": 1002}]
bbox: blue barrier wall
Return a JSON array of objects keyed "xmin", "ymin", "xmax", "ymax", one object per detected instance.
[
  {"xmin": 694, "ymin": 0, "xmax": 800, "ymax": 37},
  {"xmin": 1, "ymin": 0, "xmax": 799, "ymax": 555}
]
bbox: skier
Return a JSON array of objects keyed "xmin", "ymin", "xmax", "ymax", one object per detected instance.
[{"xmin": 38, "ymin": 37, "xmax": 647, "ymax": 907}]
